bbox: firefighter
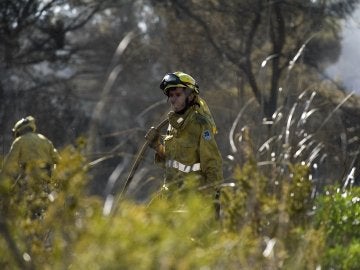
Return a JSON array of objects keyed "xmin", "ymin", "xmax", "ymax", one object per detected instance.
[
  {"xmin": 145, "ymin": 71, "xmax": 223, "ymax": 194},
  {"xmin": 1, "ymin": 116, "xmax": 60, "ymax": 185}
]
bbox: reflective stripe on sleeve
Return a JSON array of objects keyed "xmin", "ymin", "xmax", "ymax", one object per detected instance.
[{"xmin": 166, "ymin": 160, "xmax": 201, "ymax": 173}]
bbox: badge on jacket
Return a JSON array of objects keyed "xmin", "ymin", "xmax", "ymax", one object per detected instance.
[{"xmin": 203, "ymin": 130, "xmax": 211, "ymax": 140}]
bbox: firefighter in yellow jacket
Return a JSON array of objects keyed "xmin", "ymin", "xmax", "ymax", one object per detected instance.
[
  {"xmin": 1, "ymin": 116, "xmax": 60, "ymax": 183},
  {"xmin": 145, "ymin": 71, "xmax": 223, "ymax": 192}
]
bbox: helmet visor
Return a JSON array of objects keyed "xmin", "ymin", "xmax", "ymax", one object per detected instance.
[
  {"xmin": 12, "ymin": 117, "xmax": 30, "ymax": 137},
  {"xmin": 160, "ymin": 73, "xmax": 187, "ymax": 91}
]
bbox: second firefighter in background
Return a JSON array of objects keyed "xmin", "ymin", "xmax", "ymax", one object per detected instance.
[{"xmin": 1, "ymin": 116, "xmax": 59, "ymax": 184}]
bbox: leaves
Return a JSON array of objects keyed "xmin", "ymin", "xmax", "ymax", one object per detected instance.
[{"xmin": 1, "ymin": 146, "xmax": 360, "ymax": 268}]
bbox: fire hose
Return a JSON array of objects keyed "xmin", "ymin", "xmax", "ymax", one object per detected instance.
[{"xmin": 108, "ymin": 118, "xmax": 169, "ymax": 216}]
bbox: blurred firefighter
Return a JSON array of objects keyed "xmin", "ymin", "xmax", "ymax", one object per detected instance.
[
  {"xmin": 1, "ymin": 116, "xmax": 60, "ymax": 188},
  {"xmin": 145, "ymin": 72, "xmax": 223, "ymax": 211}
]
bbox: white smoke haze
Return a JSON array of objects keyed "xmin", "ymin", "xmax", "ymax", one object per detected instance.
[{"xmin": 327, "ymin": 8, "xmax": 360, "ymax": 93}]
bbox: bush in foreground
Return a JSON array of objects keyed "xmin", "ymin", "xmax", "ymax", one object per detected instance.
[{"xmin": 1, "ymin": 146, "xmax": 359, "ymax": 269}]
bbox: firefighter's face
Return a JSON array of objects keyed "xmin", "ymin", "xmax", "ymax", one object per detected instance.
[{"xmin": 168, "ymin": 87, "xmax": 187, "ymax": 112}]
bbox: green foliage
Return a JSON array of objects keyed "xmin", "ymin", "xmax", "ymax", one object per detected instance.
[
  {"xmin": 316, "ymin": 187, "xmax": 360, "ymax": 244},
  {"xmin": 0, "ymin": 143, "xmax": 98, "ymax": 269},
  {"xmin": 315, "ymin": 186, "xmax": 360, "ymax": 269},
  {"xmin": 323, "ymin": 242, "xmax": 360, "ymax": 270},
  {"xmin": 221, "ymin": 161, "xmax": 313, "ymax": 234},
  {"xmin": 72, "ymin": 193, "xmax": 219, "ymax": 270},
  {"xmin": 220, "ymin": 160, "xmax": 323, "ymax": 269},
  {"xmin": 286, "ymin": 164, "xmax": 313, "ymax": 224},
  {"xmin": 1, "ymin": 147, "xmax": 359, "ymax": 269}
]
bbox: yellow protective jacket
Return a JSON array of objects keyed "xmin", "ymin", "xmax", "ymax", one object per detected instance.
[
  {"xmin": 156, "ymin": 104, "xmax": 223, "ymax": 188},
  {"xmin": 1, "ymin": 132, "xmax": 60, "ymax": 179}
]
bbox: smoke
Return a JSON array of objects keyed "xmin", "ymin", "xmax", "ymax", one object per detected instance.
[{"xmin": 326, "ymin": 8, "xmax": 360, "ymax": 93}]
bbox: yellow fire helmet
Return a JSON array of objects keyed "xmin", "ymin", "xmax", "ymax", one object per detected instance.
[
  {"xmin": 160, "ymin": 71, "xmax": 200, "ymax": 95},
  {"xmin": 12, "ymin": 116, "xmax": 36, "ymax": 137}
]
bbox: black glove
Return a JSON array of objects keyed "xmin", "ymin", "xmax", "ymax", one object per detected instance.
[{"xmin": 145, "ymin": 126, "xmax": 161, "ymax": 149}]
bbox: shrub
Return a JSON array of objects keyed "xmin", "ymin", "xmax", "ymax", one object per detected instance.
[
  {"xmin": 315, "ymin": 186, "xmax": 360, "ymax": 269},
  {"xmin": 1, "ymin": 145, "xmax": 358, "ymax": 270}
]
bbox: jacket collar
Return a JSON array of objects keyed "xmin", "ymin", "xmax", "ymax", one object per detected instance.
[{"xmin": 168, "ymin": 106, "xmax": 195, "ymax": 130}]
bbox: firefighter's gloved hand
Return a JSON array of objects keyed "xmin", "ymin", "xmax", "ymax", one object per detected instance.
[{"xmin": 145, "ymin": 127, "xmax": 161, "ymax": 149}]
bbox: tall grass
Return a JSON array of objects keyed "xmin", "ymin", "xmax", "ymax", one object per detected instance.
[{"xmin": 1, "ymin": 80, "xmax": 360, "ymax": 269}]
